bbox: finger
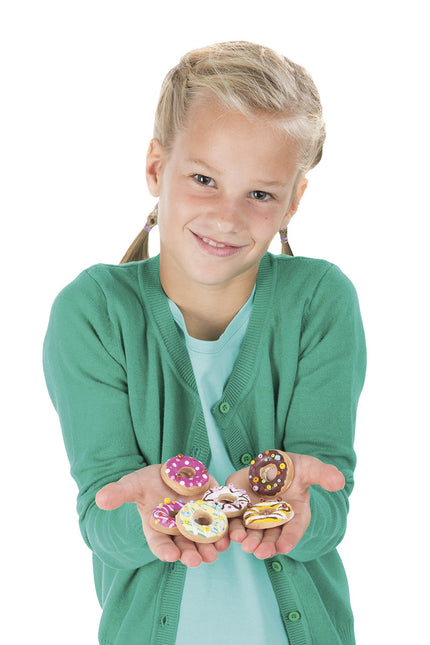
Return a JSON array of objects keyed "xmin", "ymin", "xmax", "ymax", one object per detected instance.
[
  {"xmin": 294, "ymin": 454, "xmax": 345, "ymax": 492},
  {"xmin": 96, "ymin": 473, "xmax": 146, "ymax": 510},
  {"xmin": 228, "ymin": 517, "xmax": 248, "ymax": 543},
  {"xmin": 275, "ymin": 518, "xmax": 306, "ymax": 555},
  {"xmin": 144, "ymin": 529, "xmax": 182, "ymax": 563},
  {"xmin": 253, "ymin": 527, "xmax": 282, "ymax": 560},
  {"xmin": 214, "ymin": 533, "xmax": 231, "ymax": 553},
  {"xmin": 173, "ymin": 534, "xmax": 203, "ymax": 568},
  {"xmin": 138, "ymin": 509, "xmax": 183, "ymax": 562},
  {"xmin": 196, "ymin": 541, "xmax": 220, "ymax": 564},
  {"xmin": 240, "ymin": 528, "xmax": 264, "ymax": 554},
  {"xmin": 95, "ymin": 482, "xmax": 128, "ymax": 510}
]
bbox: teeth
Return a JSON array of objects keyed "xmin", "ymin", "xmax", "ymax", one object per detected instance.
[{"xmin": 202, "ymin": 237, "xmax": 226, "ymax": 248}]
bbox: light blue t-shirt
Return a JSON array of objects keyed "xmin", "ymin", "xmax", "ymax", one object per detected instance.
[{"xmin": 169, "ymin": 292, "xmax": 289, "ymax": 645}]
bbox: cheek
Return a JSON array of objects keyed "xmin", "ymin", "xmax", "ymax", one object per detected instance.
[
  {"xmin": 168, "ymin": 177, "xmax": 203, "ymax": 208},
  {"xmin": 248, "ymin": 207, "xmax": 283, "ymax": 239}
]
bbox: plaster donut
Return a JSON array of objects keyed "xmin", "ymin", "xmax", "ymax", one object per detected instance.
[
  {"xmin": 248, "ymin": 450, "xmax": 294, "ymax": 496},
  {"xmin": 150, "ymin": 498, "xmax": 186, "ymax": 535},
  {"xmin": 160, "ymin": 454, "xmax": 210, "ymax": 496},
  {"xmin": 243, "ymin": 500, "xmax": 294, "ymax": 529},
  {"xmin": 202, "ymin": 484, "xmax": 251, "ymax": 518},
  {"xmin": 176, "ymin": 500, "xmax": 228, "ymax": 543}
]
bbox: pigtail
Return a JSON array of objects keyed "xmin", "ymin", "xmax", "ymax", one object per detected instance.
[
  {"xmin": 120, "ymin": 204, "xmax": 158, "ymax": 264},
  {"xmin": 279, "ymin": 228, "xmax": 293, "ymax": 256}
]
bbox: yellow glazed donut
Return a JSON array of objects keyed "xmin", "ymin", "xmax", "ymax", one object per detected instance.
[
  {"xmin": 242, "ymin": 500, "xmax": 294, "ymax": 529},
  {"xmin": 176, "ymin": 500, "xmax": 228, "ymax": 543}
]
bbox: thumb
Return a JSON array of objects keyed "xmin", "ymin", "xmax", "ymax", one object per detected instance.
[
  {"xmin": 320, "ymin": 463, "xmax": 345, "ymax": 492},
  {"xmin": 295, "ymin": 455, "xmax": 345, "ymax": 492},
  {"xmin": 95, "ymin": 474, "xmax": 145, "ymax": 510}
]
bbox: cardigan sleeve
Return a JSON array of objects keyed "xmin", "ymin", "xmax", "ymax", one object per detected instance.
[
  {"xmin": 283, "ymin": 264, "xmax": 366, "ymax": 562},
  {"xmin": 43, "ymin": 269, "xmax": 157, "ymax": 570}
]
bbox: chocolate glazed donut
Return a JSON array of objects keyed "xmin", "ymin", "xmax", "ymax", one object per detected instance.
[{"xmin": 248, "ymin": 450, "xmax": 294, "ymax": 496}]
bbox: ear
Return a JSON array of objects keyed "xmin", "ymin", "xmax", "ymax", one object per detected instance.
[
  {"xmin": 146, "ymin": 138, "xmax": 165, "ymax": 197},
  {"xmin": 281, "ymin": 177, "xmax": 308, "ymax": 229}
]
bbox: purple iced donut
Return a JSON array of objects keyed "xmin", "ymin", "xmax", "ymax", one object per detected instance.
[
  {"xmin": 160, "ymin": 454, "xmax": 210, "ymax": 495},
  {"xmin": 150, "ymin": 498, "xmax": 186, "ymax": 535}
]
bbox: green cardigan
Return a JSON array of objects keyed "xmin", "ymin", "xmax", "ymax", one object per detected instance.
[{"xmin": 43, "ymin": 253, "xmax": 366, "ymax": 645}]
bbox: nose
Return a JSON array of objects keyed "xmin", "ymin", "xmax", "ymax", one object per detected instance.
[{"xmin": 212, "ymin": 195, "xmax": 244, "ymax": 233}]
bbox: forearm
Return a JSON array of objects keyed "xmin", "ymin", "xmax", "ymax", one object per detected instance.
[
  {"xmin": 282, "ymin": 265, "xmax": 365, "ymax": 561},
  {"xmin": 44, "ymin": 270, "xmax": 158, "ymax": 569},
  {"xmin": 287, "ymin": 486, "xmax": 349, "ymax": 562},
  {"xmin": 81, "ymin": 500, "xmax": 157, "ymax": 570}
]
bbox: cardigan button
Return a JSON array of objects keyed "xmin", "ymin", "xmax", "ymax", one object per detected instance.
[
  {"xmin": 271, "ymin": 561, "xmax": 283, "ymax": 572},
  {"xmin": 287, "ymin": 611, "xmax": 301, "ymax": 622},
  {"xmin": 219, "ymin": 401, "xmax": 231, "ymax": 414},
  {"xmin": 240, "ymin": 453, "xmax": 253, "ymax": 465}
]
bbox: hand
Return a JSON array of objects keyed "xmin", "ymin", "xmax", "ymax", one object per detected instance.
[
  {"xmin": 95, "ymin": 465, "xmax": 229, "ymax": 567},
  {"xmin": 226, "ymin": 453, "xmax": 345, "ymax": 560}
]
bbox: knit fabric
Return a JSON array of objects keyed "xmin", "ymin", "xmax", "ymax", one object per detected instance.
[
  {"xmin": 169, "ymin": 291, "xmax": 289, "ymax": 644},
  {"xmin": 43, "ymin": 252, "xmax": 366, "ymax": 644}
]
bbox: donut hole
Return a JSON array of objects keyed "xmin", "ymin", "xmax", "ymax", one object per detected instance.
[
  {"xmin": 168, "ymin": 509, "xmax": 179, "ymax": 519},
  {"xmin": 260, "ymin": 465, "xmax": 278, "ymax": 482},
  {"xmin": 177, "ymin": 467, "xmax": 196, "ymax": 480},
  {"xmin": 218, "ymin": 493, "xmax": 236, "ymax": 504},
  {"xmin": 193, "ymin": 512, "xmax": 212, "ymax": 526}
]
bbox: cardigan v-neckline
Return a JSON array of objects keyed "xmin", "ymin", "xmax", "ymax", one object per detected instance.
[{"xmin": 138, "ymin": 253, "xmax": 278, "ymax": 405}]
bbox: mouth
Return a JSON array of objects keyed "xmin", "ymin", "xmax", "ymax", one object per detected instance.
[
  {"xmin": 200, "ymin": 236, "xmax": 232, "ymax": 249},
  {"xmin": 191, "ymin": 231, "xmax": 244, "ymax": 257}
]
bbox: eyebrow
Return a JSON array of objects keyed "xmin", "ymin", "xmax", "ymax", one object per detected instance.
[
  {"xmin": 187, "ymin": 158, "xmax": 219, "ymax": 175},
  {"xmin": 187, "ymin": 158, "xmax": 286, "ymax": 188}
]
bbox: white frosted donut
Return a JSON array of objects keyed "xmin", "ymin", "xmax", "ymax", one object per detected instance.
[
  {"xmin": 242, "ymin": 500, "xmax": 294, "ymax": 529},
  {"xmin": 202, "ymin": 484, "xmax": 251, "ymax": 518},
  {"xmin": 176, "ymin": 500, "xmax": 228, "ymax": 543}
]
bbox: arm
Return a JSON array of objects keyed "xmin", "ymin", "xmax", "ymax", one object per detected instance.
[
  {"xmin": 44, "ymin": 269, "xmax": 229, "ymax": 568},
  {"xmin": 43, "ymin": 270, "xmax": 155, "ymax": 569},
  {"xmin": 283, "ymin": 264, "xmax": 366, "ymax": 561},
  {"xmin": 228, "ymin": 265, "xmax": 366, "ymax": 561}
]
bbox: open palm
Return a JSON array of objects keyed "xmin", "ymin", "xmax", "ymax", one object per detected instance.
[
  {"xmin": 226, "ymin": 453, "xmax": 345, "ymax": 560},
  {"xmin": 95, "ymin": 464, "xmax": 228, "ymax": 567},
  {"xmin": 96, "ymin": 453, "xmax": 344, "ymax": 566}
]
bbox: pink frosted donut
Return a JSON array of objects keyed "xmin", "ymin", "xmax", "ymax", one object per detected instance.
[
  {"xmin": 202, "ymin": 484, "xmax": 251, "ymax": 518},
  {"xmin": 160, "ymin": 454, "xmax": 210, "ymax": 496},
  {"xmin": 150, "ymin": 498, "xmax": 186, "ymax": 535}
]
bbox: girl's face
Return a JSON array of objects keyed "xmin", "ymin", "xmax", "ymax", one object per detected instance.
[{"xmin": 146, "ymin": 96, "xmax": 307, "ymax": 298}]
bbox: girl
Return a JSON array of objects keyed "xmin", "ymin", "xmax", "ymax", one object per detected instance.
[{"xmin": 43, "ymin": 41, "xmax": 366, "ymax": 645}]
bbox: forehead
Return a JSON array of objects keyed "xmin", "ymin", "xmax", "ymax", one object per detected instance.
[{"xmin": 171, "ymin": 96, "xmax": 301, "ymax": 179}]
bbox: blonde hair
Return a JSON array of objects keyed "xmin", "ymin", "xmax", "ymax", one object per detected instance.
[{"xmin": 121, "ymin": 41, "xmax": 325, "ymax": 263}]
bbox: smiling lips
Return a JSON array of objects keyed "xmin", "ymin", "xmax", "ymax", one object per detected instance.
[
  {"xmin": 192, "ymin": 231, "xmax": 244, "ymax": 256},
  {"xmin": 201, "ymin": 236, "xmax": 230, "ymax": 249}
]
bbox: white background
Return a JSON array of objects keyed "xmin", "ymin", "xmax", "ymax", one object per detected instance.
[{"xmin": 2, "ymin": 1, "xmax": 429, "ymax": 643}]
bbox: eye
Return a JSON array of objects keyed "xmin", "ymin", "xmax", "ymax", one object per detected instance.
[
  {"xmin": 250, "ymin": 190, "xmax": 273, "ymax": 201},
  {"xmin": 193, "ymin": 174, "xmax": 215, "ymax": 187}
]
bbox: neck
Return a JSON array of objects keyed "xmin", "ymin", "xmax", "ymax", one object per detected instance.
[{"xmin": 161, "ymin": 272, "xmax": 257, "ymax": 341}]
